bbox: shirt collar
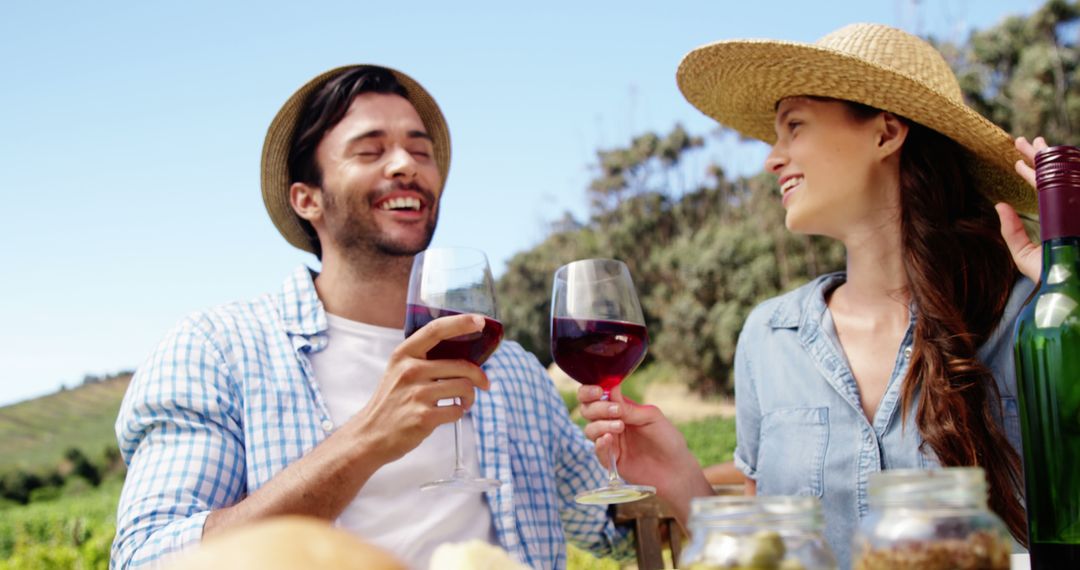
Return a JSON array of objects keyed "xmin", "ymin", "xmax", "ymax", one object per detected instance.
[
  {"xmin": 279, "ymin": 265, "xmax": 329, "ymax": 338},
  {"xmin": 767, "ymin": 272, "xmax": 847, "ymax": 329}
]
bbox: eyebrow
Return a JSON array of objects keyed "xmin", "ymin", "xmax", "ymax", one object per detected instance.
[
  {"xmin": 775, "ymin": 107, "xmax": 794, "ymax": 129},
  {"xmin": 346, "ymin": 129, "xmax": 433, "ymax": 145}
]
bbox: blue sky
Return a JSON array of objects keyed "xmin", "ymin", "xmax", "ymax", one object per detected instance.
[{"xmin": 0, "ymin": 0, "xmax": 1041, "ymax": 405}]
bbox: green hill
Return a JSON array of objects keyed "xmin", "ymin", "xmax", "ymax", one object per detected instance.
[{"xmin": 0, "ymin": 376, "xmax": 130, "ymax": 476}]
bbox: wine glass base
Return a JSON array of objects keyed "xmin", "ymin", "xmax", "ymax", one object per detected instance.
[
  {"xmin": 421, "ymin": 475, "xmax": 501, "ymax": 493},
  {"xmin": 574, "ymin": 484, "xmax": 655, "ymax": 505}
]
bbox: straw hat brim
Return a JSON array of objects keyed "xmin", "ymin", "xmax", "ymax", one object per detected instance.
[
  {"xmin": 676, "ymin": 40, "xmax": 1036, "ymax": 214},
  {"xmin": 261, "ymin": 65, "xmax": 452, "ymax": 253}
]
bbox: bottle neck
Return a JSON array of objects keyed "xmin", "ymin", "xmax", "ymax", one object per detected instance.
[
  {"xmin": 1041, "ymin": 237, "xmax": 1080, "ymax": 283},
  {"xmin": 1039, "ymin": 185, "xmax": 1080, "ymax": 241}
]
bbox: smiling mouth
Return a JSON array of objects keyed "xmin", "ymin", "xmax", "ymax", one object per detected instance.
[
  {"xmin": 780, "ymin": 176, "xmax": 803, "ymax": 198},
  {"xmin": 377, "ymin": 197, "xmax": 422, "ymax": 212}
]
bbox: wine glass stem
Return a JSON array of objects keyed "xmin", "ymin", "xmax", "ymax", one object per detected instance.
[
  {"xmin": 601, "ymin": 391, "xmax": 624, "ymax": 487},
  {"xmin": 452, "ymin": 407, "xmax": 466, "ymax": 475}
]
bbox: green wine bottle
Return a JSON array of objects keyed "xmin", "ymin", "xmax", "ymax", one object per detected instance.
[{"xmin": 1014, "ymin": 145, "xmax": 1080, "ymax": 568}]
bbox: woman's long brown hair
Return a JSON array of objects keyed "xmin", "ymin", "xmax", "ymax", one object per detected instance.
[
  {"xmin": 883, "ymin": 110, "xmax": 1027, "ymax": 544},
  {"xmin": 826, "ymin": 98, "xmax": 1028, "ymax": 542}
]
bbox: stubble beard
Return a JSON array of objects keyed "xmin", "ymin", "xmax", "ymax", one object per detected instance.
[{"xmin": 322, "ymin": 183, "xmax": 439, "ymax": 272}]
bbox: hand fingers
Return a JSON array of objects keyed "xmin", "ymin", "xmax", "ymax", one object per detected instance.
[
  {"xmin": 397, "ymin": 314, "xmax": 486, "ymax": 358},
  {"xmin": 580, "ymin": 398, "xmax": 621, "ymax": 421},
  {"xmin": 426, "ymin": 404, "xmax": 466, "ymax": 426},
  {"xmin": 397, "ymin": 358, "xmax": 491, "ymax": 391},
  {"xmin": 583, "ymin": 419, "xmax": 624, "ymax": 442},
  {"xmin": 428, "ymin": 377, "xmax": 478, "ymax": 409},
  {"xmin": 1015, "ymin": 136, "xmax": 1036, "ymax": 163},
  {"xmin": 594, "ymin": 433, "xmax": 616, "ymax": 469},
  {"xmin": 1014, "ymin": 137, "xmax": 1036, "ymax": 187},
  {"xmin": 1015, "ymin": 136, "xmax": 1050, "ymax": 189},
  {"xmin": 579, "ymin": 385, "xmax": 639, "ymax": 406},
  {"xmin": 995, "ymin": 202, "xmax": 1043, "ymax": 282},
  {"xmin": 580, "ymin": 392, "xmax": 665, "ymax": 430},
  {"xmin": 578, "ymin": 384, "xmax": 605, "ymax": 405}
]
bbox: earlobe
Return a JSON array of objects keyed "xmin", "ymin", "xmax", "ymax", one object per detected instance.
[{"xmin": 290, "ymin": 182, "xmax": 323, "ymax": 223}]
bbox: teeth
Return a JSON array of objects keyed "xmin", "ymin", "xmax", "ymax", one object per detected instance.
[
  {"xmin": 379, "ymin": 197, "xmax": 422, "ymax": 211},
  {"xmin": 780, "ymin": 177, "xmax": 803, "ymax": 195}
]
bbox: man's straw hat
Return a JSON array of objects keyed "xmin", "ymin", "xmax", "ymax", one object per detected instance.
[
  {"xmin": 261, "ymin": 65, "xmax": 451, "ymax": 253},
  {"xmin": 676, "ymin": 23, "xmax": 1036, "ymax": 214}
]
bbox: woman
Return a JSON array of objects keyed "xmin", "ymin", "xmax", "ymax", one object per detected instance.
[{"xmin": 578, "ymin": 23, "xmax": 1045, "ymax": 568}]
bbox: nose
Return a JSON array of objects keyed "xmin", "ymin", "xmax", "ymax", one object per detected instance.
[
  {"xmin": 764, "ymin": 142, "xmax": 787, "ymax": 175},
  {"xmin": 384, "ymin": 146, "xmax": 417, "ymax": 181}
]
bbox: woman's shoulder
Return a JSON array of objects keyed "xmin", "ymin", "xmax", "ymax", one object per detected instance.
[
  {"xmin": 1005, "ymin": 275, "xmax": 1037, "ymax": 316},
  {"xmin": 976, "ymin": 275, "xmax": 1036, "ymax": 364},
  {"xmin": 743, "ymin": 272, "xmax": 845, "ymax": 331}
]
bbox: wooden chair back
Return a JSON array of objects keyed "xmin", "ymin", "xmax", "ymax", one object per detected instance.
[{"xmin": 614, "ymin": 484, "xmax": 744, "ymax": 569}]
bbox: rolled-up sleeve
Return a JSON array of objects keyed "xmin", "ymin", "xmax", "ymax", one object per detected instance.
[
  {"xmin": 111, "ymin": 316, "xmax": 246, "ymax": 569},
  {"xmin": 733, "ymin": 314, "xmax": 762, "ymax": 480}
]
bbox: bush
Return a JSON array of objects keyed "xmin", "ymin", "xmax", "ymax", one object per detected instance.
[
  {"xmin": 64, "ymin": 448, "xmax": 102, "ymax": 487},
  {"xmin": 677, "ymin": 415, "xmax": 737, "ymax": 467},
  {"xmin": 28, "ymin": 486, "xmax": 61, "ymax": 504}
]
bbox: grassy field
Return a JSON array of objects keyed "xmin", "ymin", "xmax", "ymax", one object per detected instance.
[
  {"xmin": 0, "ymin": 478, "xmax": 120, "ymax": 569},
  {"xmin": 0, "ymin": 376, "xmax": 130, "ymax": 476}
]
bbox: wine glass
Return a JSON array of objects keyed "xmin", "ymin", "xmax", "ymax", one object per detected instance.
[
  {"xmin": 405, "ymin": 247, "xmax": 504, "ymax": 492},
  {"xmin": 551, "ymin": 258, "xmax": 654, "ymax": 504}
]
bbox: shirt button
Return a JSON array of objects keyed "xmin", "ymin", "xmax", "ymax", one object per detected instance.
[
  {"xmin": 904, "ymin": 346, "xmax": 913, "ymax": 358},
  {"xmin": 321, "ymin": 419, "xmax": 334, "ymax": 433}
]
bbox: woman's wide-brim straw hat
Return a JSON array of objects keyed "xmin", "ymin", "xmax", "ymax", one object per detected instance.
[
  {"xmin": 261, "ymin": 65, "xmax": 451, "ymax": 253},
  {"xmin": 676, "ymin": 23, "xmax": 1036, "ymax": 214}
]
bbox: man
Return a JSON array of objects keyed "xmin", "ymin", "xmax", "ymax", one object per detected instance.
[{"xmin": 112, "ymin": 65, "xmax": 631, "ymax": 570}]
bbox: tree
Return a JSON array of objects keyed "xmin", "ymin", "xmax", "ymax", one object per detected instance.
[{"xmin": 955, "ymin": 0, "xmax": 1080, "ymax": 144}]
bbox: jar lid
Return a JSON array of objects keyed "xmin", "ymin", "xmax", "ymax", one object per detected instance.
[
  {"xmin": 868, "ymin": 467, "xmax": 988, "ymax": 508},
  {"xmin": 690, "ymin": 496, "xmax": 823, "ymax": 529}
]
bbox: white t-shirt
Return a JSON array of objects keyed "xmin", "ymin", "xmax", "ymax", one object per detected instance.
[{"xmin": 310, "ymin": 313, "xmax": 496, "ymax": 570}]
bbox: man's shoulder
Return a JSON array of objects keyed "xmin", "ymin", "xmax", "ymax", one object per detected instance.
[{"xmin": 172, "ymin": 291, "xmax": 283, "ymax": 344}]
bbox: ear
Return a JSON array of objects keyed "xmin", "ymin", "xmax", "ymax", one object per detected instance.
[
  {"xmin": 875, "ymin": 112, "xmax": 909, "ymax": 159},
  {"xmin": 290, "ymin": 182, "xmax": 323, "ymax": 225}
]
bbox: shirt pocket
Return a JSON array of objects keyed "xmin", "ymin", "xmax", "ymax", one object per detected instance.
[{"xmin": 757, "ymin": 407, "xmax": 829, "ymax": 498}]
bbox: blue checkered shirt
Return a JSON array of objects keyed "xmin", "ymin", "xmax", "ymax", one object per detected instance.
[{"xmin": 112, "ymin": 266, "xmax": 632, "ymax": 569}]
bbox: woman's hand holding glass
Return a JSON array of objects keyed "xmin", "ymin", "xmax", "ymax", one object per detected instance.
[{"xmin": 577, "ymin": 384, "xmax": 714, "ymax": 518}]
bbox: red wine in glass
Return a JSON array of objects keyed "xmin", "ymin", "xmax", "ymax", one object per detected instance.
[
  {"xmin": 551, "ymin": 317, "xmax": 648, "ymax": 392},
  {"xmin": 405, "ymin": 304, "xmax": 504, "ymax": 365}
]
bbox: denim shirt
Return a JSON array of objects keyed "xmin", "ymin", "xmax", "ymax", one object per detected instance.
[{"xmin": 733, "ymin": 272, "xmax": 1033, "ymax": 569}]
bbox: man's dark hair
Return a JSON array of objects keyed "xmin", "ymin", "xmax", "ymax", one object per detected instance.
[{"xmin": 287, "ymin": 66, "xmax": 409, "ymax": 254}]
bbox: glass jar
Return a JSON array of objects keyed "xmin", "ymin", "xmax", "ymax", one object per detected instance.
[
  {"xmin": 680, "ymin": 496, "xmax": 837, "ymax": 570},
  {"xmin": 853, "ymin": 467, "xmax": 1012, "ymax": 570}
]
